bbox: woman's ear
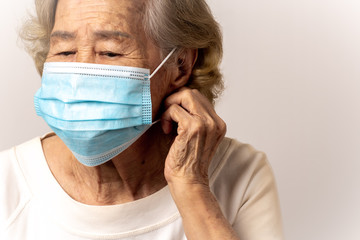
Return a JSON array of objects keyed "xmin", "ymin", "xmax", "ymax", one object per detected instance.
[{"xmin": 169, "ymin": 48, "xmax": 198, "ymax": 91}]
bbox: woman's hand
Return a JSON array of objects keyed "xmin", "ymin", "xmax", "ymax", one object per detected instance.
[
  {"xmin": 161, "ymin": 87, "xmax": 226, "ymax": 187},
  {"xmin": 161, "ymin": 87, "xmax": 240, "ymax": 240}
]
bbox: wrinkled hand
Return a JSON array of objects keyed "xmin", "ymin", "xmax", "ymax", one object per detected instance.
[{"xmin": 161, "ymin": 87, "xmax": 226, "ymax": 187}]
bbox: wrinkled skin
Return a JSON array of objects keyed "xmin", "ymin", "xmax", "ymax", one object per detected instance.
[{"xmin": 42, "ymin": 0, "xmax": 237, "ymax": 239}]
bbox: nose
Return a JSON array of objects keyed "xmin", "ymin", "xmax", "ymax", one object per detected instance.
[{"xmin": 76, "ymin": 47, "xmax": 96, "ymax": 63}]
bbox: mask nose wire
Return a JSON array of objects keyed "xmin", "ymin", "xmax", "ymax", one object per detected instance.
[{"xmin": 149, "ymin": 48, "xmax": 177, "ymax": 79}]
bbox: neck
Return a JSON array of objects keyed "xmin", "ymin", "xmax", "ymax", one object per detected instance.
[
  {"xmin": 43, "ymin": 123, "xmax": 174, "ymax": 205},
  {"xmin": 111, "ymin": 123, "xmax": 173, "ymax": 199}
]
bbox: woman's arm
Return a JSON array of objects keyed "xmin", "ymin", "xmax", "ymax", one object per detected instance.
[
  {"xmin": 161, "ymin": 87, "xmax": 240, "ymax": 240},
  {"xmin": 168, "ymin": 183, "xmax": 240, "ymax": 240}
]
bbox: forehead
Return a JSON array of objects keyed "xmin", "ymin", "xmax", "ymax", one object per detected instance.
[{"xmin": 54, "ymin": 0, "xmax": 146, "ymax": 34}]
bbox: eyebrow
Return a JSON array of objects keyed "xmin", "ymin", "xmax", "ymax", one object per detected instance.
[
  {"xmin": 50, "ymin": 30, "xmax": 131, "ymax": 42},
  {"xmin": 93, "ymin": 30, "xmax": 131, "ymax": 40},
  {"xmin": 50, "ymin": 31, "xmax": 77, "ymax": 40}
]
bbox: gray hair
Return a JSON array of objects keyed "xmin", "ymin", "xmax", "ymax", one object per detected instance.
[{"xmin": 20, "ymin": 0, "xmax": 223, "ymax": 104}]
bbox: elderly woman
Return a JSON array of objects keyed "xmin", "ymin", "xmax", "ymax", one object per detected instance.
[{"xmin": 0, "ymin": 0, "xmax": 283, "ymax": 239}]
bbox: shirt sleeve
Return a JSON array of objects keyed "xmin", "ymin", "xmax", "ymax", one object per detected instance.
[
  {"xmin": 232, "ymin": 151, "xmax": 284, "ymax": 240},
  {"xmin": 0, "ymin": 148, "xmax": 30, "ymax": 232}
]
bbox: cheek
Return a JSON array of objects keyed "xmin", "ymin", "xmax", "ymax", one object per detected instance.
[{"xmin": 150, "ymin": 70, "xmax": 172, "ymax": 120}]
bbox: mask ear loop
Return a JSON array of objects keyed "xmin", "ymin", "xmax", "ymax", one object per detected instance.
[{"xmin": 149, "ymin": 48, "xmax": 177, "ymax": 79}]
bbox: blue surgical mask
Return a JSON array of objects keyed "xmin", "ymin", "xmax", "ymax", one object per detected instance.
[{"xmin": 34, "ymin": 49, "xmax": 176, "ymax": 166}]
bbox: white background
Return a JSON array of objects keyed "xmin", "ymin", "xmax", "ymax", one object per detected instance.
[{"xmin": 1, "ymin": 0, "xmax": 360, "ymax": 239}]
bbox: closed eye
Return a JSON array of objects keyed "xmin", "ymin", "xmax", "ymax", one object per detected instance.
[
  {"xmin": 57, "ymin": 51, "xmax": 76, "ymax": 56},
  {"xmin": 100, "ymin": 52, "xmax": 124, "ymax": 58}
]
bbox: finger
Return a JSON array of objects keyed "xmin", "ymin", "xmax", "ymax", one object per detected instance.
[
  {"xmin": 164, "ymin": 88, "xmax": 216, "ymax": 117},
  {"xmin": 161, "ymin": 104, "xmax": 192, "ymax": 134},
  {"xmin": 165, "ymin": 88, "xmax": 225, "ymax": 131},
  {"xmin": 161, "ymin": 118, "xmax": 174, "ymax": 135}
]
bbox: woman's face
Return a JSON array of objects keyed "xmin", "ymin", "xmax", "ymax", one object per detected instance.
[{"xmin": 46, "ymin": 0, "xmax": 175, "ymax": 120}]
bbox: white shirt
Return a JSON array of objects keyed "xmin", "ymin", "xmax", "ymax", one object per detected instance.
[{"xmin": 0, "ymin": 135, "xmax": 284, "ymax": 239}]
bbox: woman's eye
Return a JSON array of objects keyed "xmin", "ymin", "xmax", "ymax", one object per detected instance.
[
  {"xmin": 57, "ymin": 51, "xmax": 76, "ymax": 56},
  {"xmin": 100, "ymin": 52, "xmax": 123, "ymax": 58}
]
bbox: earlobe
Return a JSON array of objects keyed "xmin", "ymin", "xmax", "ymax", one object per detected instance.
[{"xmin": 170, "ymin": 49, "xmax": 198, "ymax": 91}]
